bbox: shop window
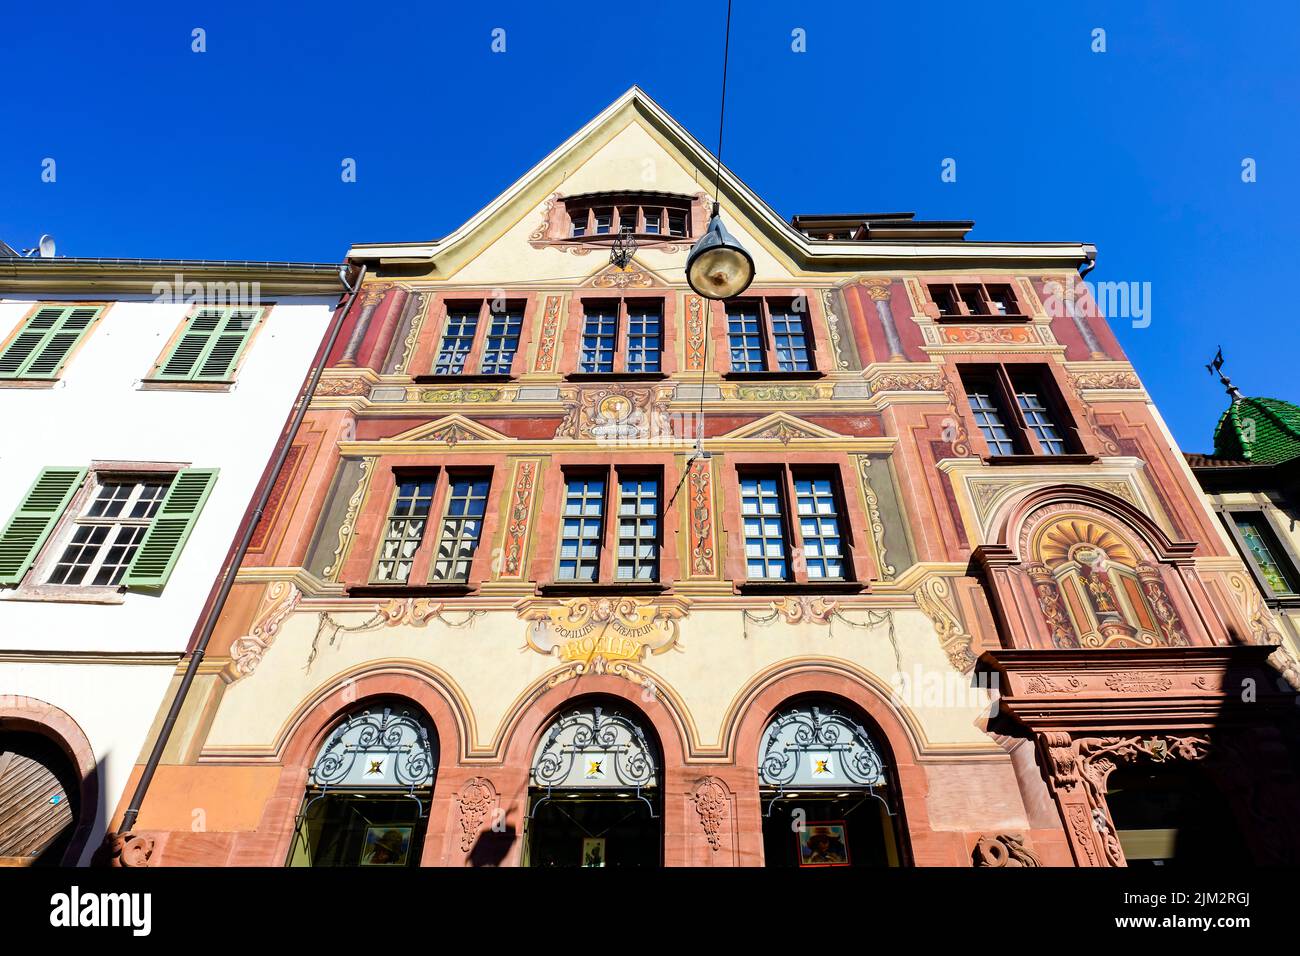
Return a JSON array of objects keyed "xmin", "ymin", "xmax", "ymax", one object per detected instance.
[
  {"xmin": 523, "ymin": 702, "xmax": 661, "ymax": 867},
  {"xmin": 287, "ymin": 703, "xmax": 436, "ymax": 868},
  {"xmin": 758, "ymin": 701, "xmax": 902, "ymax": 867}
]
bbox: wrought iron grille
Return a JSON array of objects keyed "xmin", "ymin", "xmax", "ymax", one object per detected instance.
[
  {"xmin": 308, "ymin": 704, "xmax": 435, "ymax": 791},
  {"xmin": 758, "ymin": 704, "xmax": 885, "ymax": 790},
  {"xmin": 531, "ymin": 705, "xmax": 657, "ymax": 789}
]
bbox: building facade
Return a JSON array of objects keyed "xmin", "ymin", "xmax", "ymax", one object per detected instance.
[
  {"xmin": 1188, "ymin": 385, "xmax": 1300, "ymax": 677},
  {"xmin": 0, "ymin": 255, "xmax": 342, "ymax": 865},
  {"xmin": 107, "ymin": 89, "xmax": 1300, "ymax": 868}
]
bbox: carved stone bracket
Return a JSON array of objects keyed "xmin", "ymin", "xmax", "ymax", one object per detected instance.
[
  {"xmin": 692, "ymin": 777, "xmax": 730, "ymax": 852},
  {"xmin": 1039, "ymin": 731, "xmax": 1213, "ymax": 867},
  {"xmin": 973, "ymin": 833, "xmax": 1041, "ymax": 867},
  {"xmin": 99, "ymin": 831, "xmax": 155, "ymax": 868},
  {"xmin": 455, "ymin": 777, "xmax": 499, "ymax": 853}
]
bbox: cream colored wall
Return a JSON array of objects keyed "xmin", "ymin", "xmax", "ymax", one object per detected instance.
[{"xmin": 204, "ymin": 605, "xmax": 997, "ymax": 758}]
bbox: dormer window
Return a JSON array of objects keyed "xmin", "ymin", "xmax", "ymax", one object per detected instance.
[{"xmin": 564, "ymin": 193, "xmax": 693, "ymax": 240}]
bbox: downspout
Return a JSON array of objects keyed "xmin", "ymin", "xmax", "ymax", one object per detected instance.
[
  {"xmin": 1079, "ymin": 243, "xmax": 1097, "ymax": 281},
  {"xmin": 114, "ymin": 261, "xmax": 367, "ymax": 840}
]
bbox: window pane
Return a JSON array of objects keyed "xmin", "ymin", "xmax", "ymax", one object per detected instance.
[
  {"xmin": 625, "ymin": 303, "xmax": 661, "ymax": 373},
  {"xmin": 930, "ymin": 285, "xmax": 959, "ymax": 317},
  {"xmin": 958, "ymin": 285, "xmax": 987, "ymax": 315},
  {"xmin": 727, "ymin": 305, "xmax": 764, "ymax": 372},
  {"xmin": 644, "ymin": 211, "xmax": 661, "ymax": 235},
  {"xmin": 48, "ymin": 478, "xmax": 175, "ymax": 588},
  {"xmin": 558, "ymin": 478, "xmax": 605, "ymax": 581},
  {"xmin": 579, "ymin": 306, "xmax": 617, "ymax": 373},
  {"xmin": 741, "ymin": 475, "xmax": 788, "ymax": 580},
  {"xmin": 374, "ymin": 479, "xmax": 436, "ymax": 583},
  {"xmin": 986, "ymin": 284, "xmax": 1019, "ymax": 316},
  {"xmin": 1014, "ymin": 385, "xmax": 1067, "ymax": 454},
  {"xmin": 571, "ymin": 208, "xmax": 588, "ymax": 238},
  {"xmin": 1235, "ymin": 515, "xmax": 1298, "ymax": 594},
  {"xmin": 616, "ymin": 477, "xmax": 659, "ymax": 581},
  {"xmin": 770, "ymin": 307, "xmax": 810, "ymax": 372},
  {"xmin": 434, "ymin": 309, "xmax": 478, "ymax": 375},
  {"xmin": 965, "ymin": 383, "xmax": 1017, "ymax": 456},
  {"xmin": 480, "ymin": 308, "xmax": 522, "ymax": 375},
  {"xmin": 432, "ymin": 476, "xmax": 490, "ymax": 582},
  {"xmin": 796, "ymin": 476, "xmax": 844, "ymax": 580},
  {"xmin": 593, "ymin": 208, "xmax": 612, "ymax": 235}
]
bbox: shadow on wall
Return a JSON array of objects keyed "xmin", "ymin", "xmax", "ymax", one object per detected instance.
[{"xmin": 467, "ymin": 824, "xmax": 516, "ymax": 867}]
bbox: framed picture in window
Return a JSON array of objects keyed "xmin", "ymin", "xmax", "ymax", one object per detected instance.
[
  {"xmin": 361, "ymin": 826, "xmax": 412, "ymax": 866},
  {"xmin": 798, "ymin": 821, "xmax": 850, "ymax": 867},
  {"xmin": 581, "ymin": 837, "xmax": 606, "ymax": 867}
]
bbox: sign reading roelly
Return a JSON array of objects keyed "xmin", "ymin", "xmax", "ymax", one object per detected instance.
[{"xmin": 523, "ymin": 597, "xmax": 687, "ymax": 668}]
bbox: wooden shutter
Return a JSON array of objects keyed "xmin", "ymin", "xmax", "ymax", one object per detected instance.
[
  {"xmin": 0, "ymin": 467, "xmax": 87, "ymax": 584},
  {"xmin": 122, "ymin": 468, "xmax": 218, "ymax": 588},
  {"xmin": 155, "ymin": 308, "xmax": 261, "ymax": 381},
  {"xmin": 0, "ymin": 306, "xmax": 101, "ymax": 379}
]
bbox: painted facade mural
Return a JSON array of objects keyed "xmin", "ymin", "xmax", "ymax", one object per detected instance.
[{"xmin": 101, "ymin": 89, "xmax": 1300, "ymax": 869}]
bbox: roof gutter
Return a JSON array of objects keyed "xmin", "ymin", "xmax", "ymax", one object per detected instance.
[{"xmin": 110, "ymin": 261, "xmax": 366, "ymax": 846}]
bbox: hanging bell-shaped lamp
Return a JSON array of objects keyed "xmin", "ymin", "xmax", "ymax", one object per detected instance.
[{"xmin": 686, "ymin": 203, "xmax": 755, "ymax": 300}]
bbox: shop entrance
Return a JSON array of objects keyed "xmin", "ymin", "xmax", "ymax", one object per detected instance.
[
  {"xmin": 287, "ymin": 702, "xmax": 436, "ymax": 867},
  {"xmin": 1106, "ymin": 763, "xmax": 1249, "ymax": 866},
  {"xmin": 523, "ymin": 702, "xmax": 662, "ymax": 868},
  {"xmin": 758, "ymin": 701, "xmax": 904, "ymax": 868}
]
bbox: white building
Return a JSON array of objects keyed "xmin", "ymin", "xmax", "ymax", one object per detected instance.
[{"xmin": 0, "ymin": 253, "xmax": 343, "ymax": 865}]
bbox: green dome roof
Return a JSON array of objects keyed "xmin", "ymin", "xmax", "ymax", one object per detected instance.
[{"xmin": 1213, "ymin": 396, "xmax": 1300, "ymax": 464}]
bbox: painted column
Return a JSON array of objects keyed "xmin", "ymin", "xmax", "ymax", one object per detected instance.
[
  {"xmin": 1050, "ymin": 279, "xmax": 1105, "ymax": 360},
  {"xmin": 365, "ymin": 286, "xmax": 410, "ymax": 371},
  {"xmin": 863, "ymin": 280, "xmax": 905, "ymax": 361}
]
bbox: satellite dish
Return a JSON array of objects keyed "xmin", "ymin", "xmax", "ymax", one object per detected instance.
[{"xmin": 38, "ymin": 235, "xmax": 55, "ymax": 258}]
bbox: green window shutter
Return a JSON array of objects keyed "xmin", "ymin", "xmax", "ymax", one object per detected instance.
[
  {"xmin": 155, "ymin": 308, "xmax": 261, "ymax": 381},
  {"xmin": 0, "ymin": 467, "xmax": 87, "ymax": 584},
  {"xmin": 195, "ymin": 308, "xmax": 260, "ymax": 380},
  {"xmin": 122, "ymin": 468, "xmax": 218, "ymax": 589},
  {"xmin": 0, "ymin": 306, "xmax": 102, "ymax": 379}
]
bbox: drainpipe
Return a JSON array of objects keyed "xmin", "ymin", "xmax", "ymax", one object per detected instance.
[
  {"xmin": 114, "ymin": 261, "xmax": 367, "ymax": 839},
  {"xmin": 1079, "ymin": 243, "xmax": 1097, "ymax": 281}
]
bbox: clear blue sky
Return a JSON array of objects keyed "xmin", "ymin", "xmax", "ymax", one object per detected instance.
[{"xmin": 3, "ymin": 1, "xmax": 1297, "ymax": 451}]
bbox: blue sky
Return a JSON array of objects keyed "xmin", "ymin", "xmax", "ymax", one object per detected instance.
[{"xmin": 3, "ymin": 1, "xmax": 1297, "ymax": 451}]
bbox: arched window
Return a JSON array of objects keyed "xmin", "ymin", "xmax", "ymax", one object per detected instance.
[
  {"xmin": 287, "ymin": 702, "xmax": 436, "ymax": 867},
  {"xmin": 524, "ymin": 701, "xmax": 661, "ymax": 868},
  {"xmin": 758, "ymin": 701, "xmax": 903, "ymax": 867}
]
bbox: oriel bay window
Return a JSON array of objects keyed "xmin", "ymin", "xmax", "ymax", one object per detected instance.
[
  {"xmin": 370, "ymin": 470, "xmax": 492, "ymax": 586},
  {"xmin": 958, "ymin": 364, "xmax": 1081, "ymax": 458},
  {"xmin": 725, "ymin": 299, "xmax": 815, "ymax": 374},
  {"xmin": 574, "ymin": 299, "xmax": 663, "ymax": 375},
  {"xmin": 739, "ymin": 467, "xmax": 852, "ymax": 584},
  {"xmin": 425, "ymin": 300, "xmax": 526, "ymax": 378},
  {"xmin": 555, "ymin": 468, "xmax": 661, "ymax": 585}
]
